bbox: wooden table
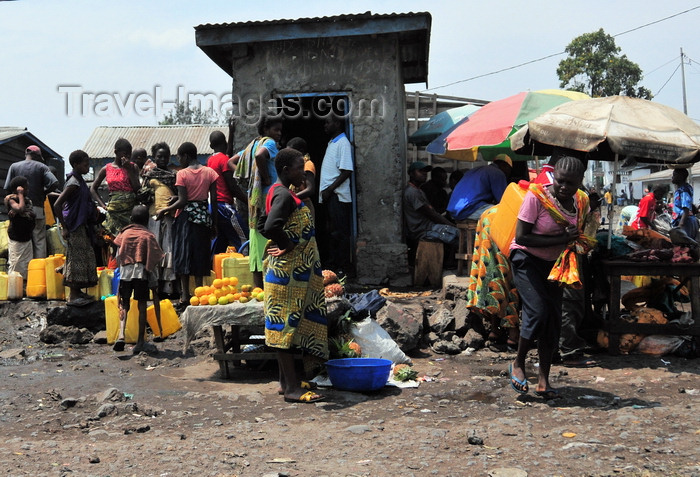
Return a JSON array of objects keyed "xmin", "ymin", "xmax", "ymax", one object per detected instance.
[
  {"xmin": 603, "ymin": 260, "xmax": 700, "ymax": 354},
  {"xmin": 180, "ymin": 302, "xmax": 279, "ymax": 379}
]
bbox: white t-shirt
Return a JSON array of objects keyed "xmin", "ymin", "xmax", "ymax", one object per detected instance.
[{"xmin": 319, "ymin": 133, "xmax": 353, "ymax": 203}]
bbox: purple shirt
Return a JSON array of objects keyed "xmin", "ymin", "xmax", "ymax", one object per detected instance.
[{"xmin": 510, "ymin": 190, "xmax": 577, "ymax": 261}]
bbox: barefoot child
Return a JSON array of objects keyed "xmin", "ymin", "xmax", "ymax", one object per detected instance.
[
  {"xmin": 4, "ymin": 176, "xmax": 36, "ymax": 280},
  {"xmin": 113, "ymin": 205, "xmax": 163, "ymax": 354},
  {"xmin": 53, "ymin": 150, "xmax": 99, "ymax": 306}
]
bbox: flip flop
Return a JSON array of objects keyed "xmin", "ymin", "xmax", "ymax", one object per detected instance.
[
  {"xmin": 278, "ymin": 381, "xmax": 319, "ymax": 395},
  {"xmin": 535, "ymin": 388, "xmax": 562, "ymax": 400},
  {"xmin": 113, "ymin": 339, "xmax": 125, "ymax": 352},
  {"xmin": 508, "ymin": 363, "xmax": 529, "ymax": 395},
  {"xmin": 284, "ymin": 391, "xmax": 325, "ymax": 403}
]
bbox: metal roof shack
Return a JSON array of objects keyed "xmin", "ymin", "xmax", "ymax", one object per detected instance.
[
  {"xmin": 0, "ymin": 127, "xmax": 64, "ymax": 190},
  {"xmin": 194, "ymin": 12, "xmax": 432, "ymax": 285},
  {"xmin": 82, "ymin": 125, "xmax": 228, "ymax": 168}
]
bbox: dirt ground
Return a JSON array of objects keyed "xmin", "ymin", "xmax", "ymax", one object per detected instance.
[{"xmin": 1, "ymin": 297, "xmax": 699, "ymax": 477}]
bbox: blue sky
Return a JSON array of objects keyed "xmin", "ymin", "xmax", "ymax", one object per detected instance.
[{"xmin": 1, "ymin": 0, "xmax": 699, "ymax": 159}]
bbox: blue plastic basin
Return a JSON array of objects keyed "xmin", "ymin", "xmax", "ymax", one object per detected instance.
[{"xmin": 325, "ymin": 358, "xmax": 392, "ymax": 392}]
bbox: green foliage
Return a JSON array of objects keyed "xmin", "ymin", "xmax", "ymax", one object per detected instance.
[
  {"xmin": 159, "ymin": 101, "xmax": 222, "ymax": 125},
  {"xmin": 557, "ymin": 29, "xmax": 652, "ymax": 99}
]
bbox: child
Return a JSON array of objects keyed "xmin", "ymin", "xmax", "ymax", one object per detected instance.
[
  {"xmin": 261, "ymin": 147, "xmax": 328, "ymax": 403},
  {"xmin": 53, "ymin": 150, "xmax": 99, "ymax": 306},
  {"xmin": 4, "ymin": 176, "xmax": 36, "ymax": 279},
  {"xmin": 156, "ymin": 142, "xmax": 218, "ymax": 306},
  {"xmin": 113, "ymin": 204, "xmax": 163, "ymax": 354}
]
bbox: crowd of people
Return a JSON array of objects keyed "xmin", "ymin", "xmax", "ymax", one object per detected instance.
[{"xmin": 3, "ymin": 115, "xmax": 352, "ymax": 390}]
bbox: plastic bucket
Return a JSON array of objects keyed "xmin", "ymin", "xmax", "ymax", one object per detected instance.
[{"xmin": 325, "ymin": 358, "xmax": 392, "ymax": 392}]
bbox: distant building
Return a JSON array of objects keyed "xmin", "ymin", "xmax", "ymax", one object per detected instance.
[
  {"xmin": 82, "ymin": 125, "xmax": 229, "ymax": 173},
  {"xmin": 0, "ymin": 127, "xmax": 64, "ymax": 190}
]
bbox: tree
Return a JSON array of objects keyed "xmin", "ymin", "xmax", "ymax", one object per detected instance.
[
  {"xmin": 557, "ymin": 29, "xmax": 652, "ymax": 99},
  {"xmin": 158, "ymin": 101, "xmax": 222, "ymax": 125}
]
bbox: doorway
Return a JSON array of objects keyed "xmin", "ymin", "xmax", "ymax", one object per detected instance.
[{"xmin": 273, "ymin": 93, "xmax": 356, "ymax": 274}]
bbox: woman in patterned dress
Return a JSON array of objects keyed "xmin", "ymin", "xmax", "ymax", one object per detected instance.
[{"xmin": 261, "ymin": 148, "xmax": 328, "ymax": 403}]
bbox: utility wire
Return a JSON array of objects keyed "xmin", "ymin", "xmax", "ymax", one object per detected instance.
[
  {"xmin": 654, "ymin": 63, "xmax": 681, "ymax": 95},
  {"xmin": 423, "ymin": 5, "xmax": 700, "ymax": 93}
]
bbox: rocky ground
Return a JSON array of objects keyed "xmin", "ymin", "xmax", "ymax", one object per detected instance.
[{"xmin": 0, "ymin": 295, "xmax": 699, "ymax": 477}]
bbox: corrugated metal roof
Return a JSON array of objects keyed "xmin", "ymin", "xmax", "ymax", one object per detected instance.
[
  {"xmin": 195, "ymin": 11, "xmax": 431, "ymax": 84},
  {"xmin": 82, "ymin": 125, "xmax": 228, "ymax": 160},
  {"xmin": 0, "ymin": 127, "xmax": 62, "ymax": 159}
]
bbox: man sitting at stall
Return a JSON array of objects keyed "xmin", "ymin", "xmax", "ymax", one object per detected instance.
[
  {"xmin": 631, "ymin": 186, "xmax": 664, "ymax": 230},
  {"xmin": 404, "ymin": 161, "xmax": 459, "ymax": 250},
  {"xmin": 446, "ymin": 154, "xmax": 513, "ymax": 221}
]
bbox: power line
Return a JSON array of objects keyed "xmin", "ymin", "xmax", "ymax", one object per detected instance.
[
  {"xmin": 422, "ymin": 5, "xmax": 700, "ymax": 93},
  {"xmin": 654, "ymin": 63, "xmax": 680, "ymax": 95}
]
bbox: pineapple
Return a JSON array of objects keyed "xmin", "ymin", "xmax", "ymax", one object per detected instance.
[
  {"xmin": 393, "ymin": 364, "xmax": 418, "ymax": 382},
  {"xmin": 322, "ymin": 269, "xmax": 338, "ymax": 286},
  {"xmin": 324, "ymin": 282, "xmax": 344, "ymax": 298}
]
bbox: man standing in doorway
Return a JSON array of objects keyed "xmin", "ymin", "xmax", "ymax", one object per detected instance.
[
  {"xmin": 319, "ymin": 115, "xmax": 354, "ymax": 277},
  {"xmin": 4, "ymin": 145, "xmax": 59, "ymax": 259}
]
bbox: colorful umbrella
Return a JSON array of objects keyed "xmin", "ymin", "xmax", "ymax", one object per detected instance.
[
  {"xmin": 510, "ymin": 95, "xmax": 700, "ymax": 164},
  {"xmin": 408, "ymin": 104, "xmax": 482, "ymax": 146},
  {"xmin": 427, "ymin": 89, "xmax": 589, "ymax": 161}
]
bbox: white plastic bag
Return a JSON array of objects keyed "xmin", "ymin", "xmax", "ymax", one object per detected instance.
[{"xmin": 350, "ymin": 317, "xmax": 412, "ymax": 364}]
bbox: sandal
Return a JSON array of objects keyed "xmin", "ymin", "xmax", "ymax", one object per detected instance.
[
  {"xmin": 284, "ymin": 391, "xmax": 325, "ymax": 403},
  {"xmin": 277, "ymin": 381, "xmax": 318, "ymax": 395},
  {"xmin": 534, "ymin": 388, "xmax": 562, "ymax": 400},
  {"xmin": 508, "ymin": 363, "xmax": 529, "ymax": 395},
  {"xmin": 113, "ymin": 339, "xmax": 125, "ymax": 352}
]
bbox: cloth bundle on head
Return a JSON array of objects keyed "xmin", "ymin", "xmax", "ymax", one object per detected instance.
[{"xmin": 528, "ymin": 183, "xmax": 597, "ymax": 289}]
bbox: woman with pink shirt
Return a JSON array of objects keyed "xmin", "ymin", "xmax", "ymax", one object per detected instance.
[
  {"xmin": 157, "ymin": 142, "xmax": 218, "ymax": 305},
  {"xmin": 508, "ymin": 157, "xmax": 589, "ymax": 400}
]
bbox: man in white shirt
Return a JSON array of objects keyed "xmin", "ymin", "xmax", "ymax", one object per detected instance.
[{"xmin": 319, "ymin": 115, "xmax": 354, "ymax": 276}]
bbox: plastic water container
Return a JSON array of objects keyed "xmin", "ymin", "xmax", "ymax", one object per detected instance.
[
  {"xmin": 26, "ymin": 258, "xmax": 47, "ymax": 299},
  {"xmin": 46, "ymin": 225, "xmax": 66, "ymax": 256},
  {"xmin": 490, "ymin": 181, "xmax": 530, "ymax": 257},
  {"xmin": 146, "ymin": 299, "xmax": 181, "ymax": 338},
  {"xmin": 213, "ymin": 253, "xmax": 233, "ymax": 279},
  {"xmin": 8, "ymin": 271, "xmax": 23, "ymax": 300},
  {"xmin": 222, "ymin": 256, "xmax": 254, "ymax": 288},
  {"xmin": 97, "ymin": 267, "xmax": 113, "ymax": 299},
  {"xmin": 104, "ymin": 295, "xmax": 141, "ymax": 344},
  {"xmin": 45, "ymin": 254, "xmax": 65, "ymax": 300},
  {"xmin": 0, "ymin": 272, "xmax": 8, "ymax": 300},
  {"xmin": 111, "ymin": 267, "xmax": 120, "ymax": 295}
]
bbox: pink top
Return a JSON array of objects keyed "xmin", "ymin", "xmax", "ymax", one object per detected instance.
[
  {"xmin": 175, "ymin": 166, "xmax": 219, "ymax": 201},
  {"xmin": 510, "ymin": 189, "xmax": 577, "ymax": 261},
  {"xmin": 105, "ymin": 163, "xmax": 134, "ymax": 192}
]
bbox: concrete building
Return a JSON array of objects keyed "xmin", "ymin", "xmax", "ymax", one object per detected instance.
[{"xmin": 195, "ymin": 12, "xmax": 431, "ymax": 285}]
